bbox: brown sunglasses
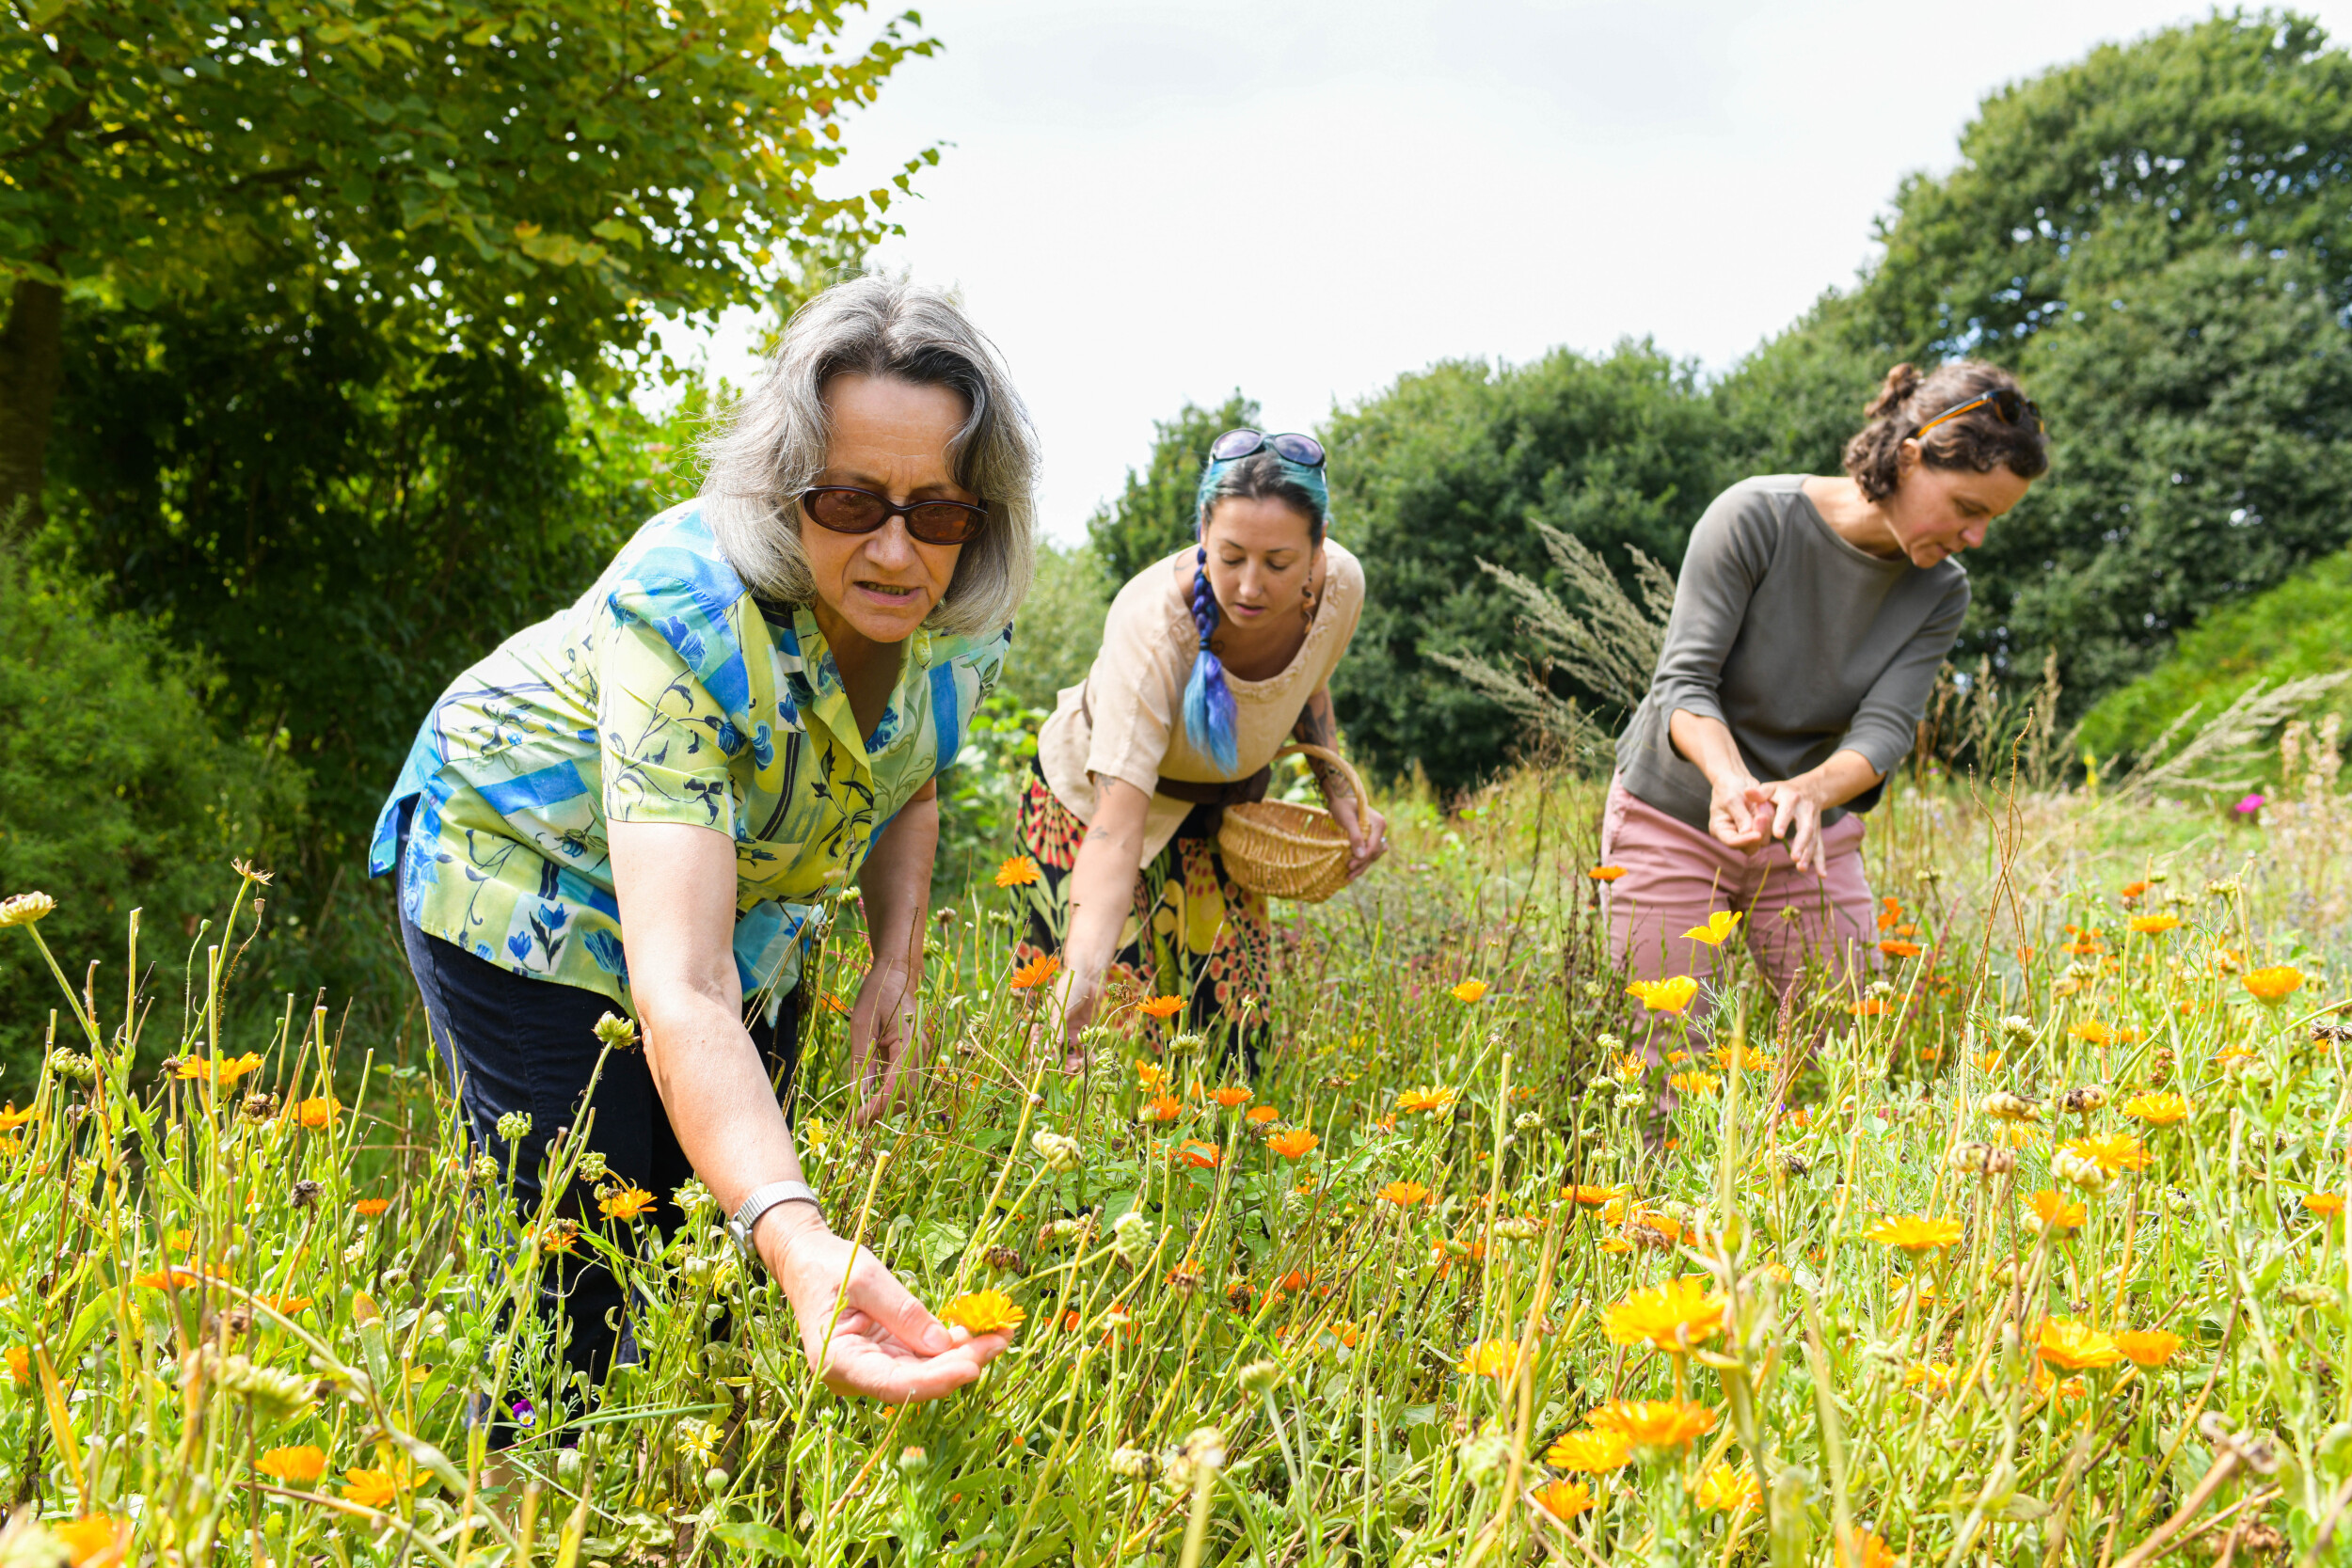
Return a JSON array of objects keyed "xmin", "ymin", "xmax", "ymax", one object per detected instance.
[{"xmin": 798, "ymin": 486, "xmax": 990, "ymax": 546}]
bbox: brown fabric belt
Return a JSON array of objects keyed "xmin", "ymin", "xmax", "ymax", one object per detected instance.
[{"xmin": 1154, "ymin": 768, "xmax": 1272, "ymax": 807}]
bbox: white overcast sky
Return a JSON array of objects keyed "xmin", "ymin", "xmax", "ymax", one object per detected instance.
[{"xmin": 667, "ymin": 1, "xmax": 2352, "ymax": 545}]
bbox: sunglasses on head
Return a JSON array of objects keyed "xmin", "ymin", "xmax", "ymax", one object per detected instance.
[
  {"xmin": 798, "ymin": 486, "xmax": 990, "ymax": 546},
  {"xmin": 1209, "ymin": 428, "xmax": 1327, "ymax": 467},
  {"xmin": 1909, "ymin": 387, "xmax": 2044, "ymax": 441}
]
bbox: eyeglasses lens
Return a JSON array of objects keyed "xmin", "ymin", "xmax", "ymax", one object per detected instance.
[
  {"xmin": 805, "ymin": 489, "xmax": 886, "ymax": 532},
  {"xmin": 1268, "ymin": 433, "xmax": 1326, "ymax": 467},
  {"xmin": 1210, "ymin": 429, "xmax": 1265, "ymax": 462},
  {"xmin": 905, "ymin": 503, "xmax": 985, "ymax": 545}
]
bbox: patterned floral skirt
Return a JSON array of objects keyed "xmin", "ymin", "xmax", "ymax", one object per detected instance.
[{"xmin": 1012, "ymin": 762, "xmax": 1273, "ymax": 1051}]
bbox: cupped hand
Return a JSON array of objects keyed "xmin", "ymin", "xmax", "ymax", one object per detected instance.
[
  {"xmin": 1329, "ymin": 795, "xmax": 1390, "ymax": 881},
  {"xmin": 768, "ymin": 1216, "xmax": 1010, "ymax": 1402},
  {"xmin": 848, "ymin": 960, "xmax": 922, "ymax": 1126},
  {"xmin": 1051, "ymin": 967, "xmax": 1103, "ymax": 1074},
  {"xmin": 1705, "ymin": 769, "xmax": 1770, "ymax": 851},
  {"xmin": 1742, "ymin": 778, "xmax": 1829, "ymax": 874}
]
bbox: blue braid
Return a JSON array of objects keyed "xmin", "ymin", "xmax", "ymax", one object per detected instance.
[{"xmin": 1182, "ymin": 542, "xmax": 1240, "ymax": 771}]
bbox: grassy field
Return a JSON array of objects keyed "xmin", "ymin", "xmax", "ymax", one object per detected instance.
[{"xmin": 0, "ymin": 752, "xmax": 2346, "ymax": 1568}]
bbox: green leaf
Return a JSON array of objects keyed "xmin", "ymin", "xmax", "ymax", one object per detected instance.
[{"xmin": 711, "ymin": 1520, "xmax": 796, "ymax": 1559}]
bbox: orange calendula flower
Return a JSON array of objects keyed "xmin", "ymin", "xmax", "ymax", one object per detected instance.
[
  {"xmin": 253, "ymin": 1293, "xmax": 313, "ymax": 1315},
  {"xmin": 940, "ymin": 1290, "xmax": 1026, "ymax": 1337},
  {"xmin": 1562, "ymin": 1183, "xmax": 1619, "ymax": 1205},
  {"xmin": 1849, "ymin": 998, "xmax": 1889, "ymax": 1016},
  {"xmin": 1694, "ymin": 1461, "xmax": 1760, "ymax": 1513},
  {"xmin": 292, "ymin": 1096, "xmax": 341, "ymax": 1130},
  {"xmin": 1545, "ymin": 1428, "xmax": 1633, "ymax": 1472},
  {"xmin": 1683, "ymin": 911, "xmax": 1742, "ymax": 946},
  {"xmin": 1211, "ymin": 1085, "xmax": 1251, "ymax": 1108},
  {"xmin": 2302, "ymin": 1191, "xmax": 2345, "ymax": 1218},
  {"xmin": 1266, "ymin": 1129, "xmax": 1318, "ymax": 1160},
  {"xmin": 1534, "ymin": 1479, "xmax": 1597, "ymax": 1520},
  {"xmin": 2129, "ymin": 914, "xmax": 2181, "ymax": 935},
  {"xmin": 132, "ymin": 1266, "xmax": 202, "ymax": 1290},
  {"xmin": 1451, "ymin": 979, "xmax": 1488, "ymax": 1004},
  {"xmin": 1378, "ymin": 1180, "xmax": 1432, "ymax": 1207},
  {"xmin": 2061, "ymin": 1133, "xmax": 2150, "ymax": 1174},
  {"xmin": 2122, "ymin": 1091, "xmax": 2191, "ymax": 1126},
  {"xmin": 1138, "ymin": 995, "xmax": 1185, "ymax": 1020},
  {"xmin": 1173, "ymin": 1139, "xmax": 1220, "ymax": 1169},
  {"xmin": 1009, "ymin": 953, "xmax": 1059, "ymax": 990},
  {"xmin": 1586, "ymin": 1398, "xmax": 1718, "ymax": 1452},
  {"xmin": 1457, "ymin": 1338, "xmax": 1523, "ymax": 1380},
  {"xmin": 1245, "ymin": 1104, "xmax": 1279, "ymax": 1125},
  {"xmin": 1836, "ymin": 1530, "xmax": 1898, "ymax": 1568},
  {"xmin": 1878, "ymin": 940, "xmax": 1922, "ymax": 958},
  {"xmin": 2120, "ymin": 879, "xmax": 2149, "ymax": 900},
  {"xmin": 1140, "ymin": 1092, "xmax": 1182, "ymax": 1123},
  {"xmin": 597, "ymin": 1185, "xmax": 658, "ymax": 1222},
  {"xmin": 993, "ymin": 855, "xmax": 1041, "ymax": 888},
  {"xmin": 1878, "ymin": 895, "xmax": 1901, "ymax": 929},
  {"xmin": 1627, "ymin": 975, "xmax": 1699, "ymax": 1014},
  {"xmin": 1135, "ymin": 1060, "xmax": 1168, "ymax": 1089},
  {"xmin": 0, "ymin": 1103, "xmax": 38, "ymax": 1132},
  {"xmin": 1602, "ymin": 1275, "xmax": 1726, "ymax": 1354},
  {"xmin": 1713, "ymin": 1043, "xmax": 1772, "ymax": 1071},
  {"xmin": 1395, "ymin": 1085, "xmax": 1457, "ymax": 1116},
  {"xmin": 2026, "ymin": 1190, "xmax": 2087, "ymax": 1236},
  {"xmin": 342, "ymin": 1467, "xmax": 408, "ymax": 1509},
  {"xmin": 2112, "ymin": 1329, "xmax": 2183, "ymax": 1367},
  {"xmin": 2037, "ymin": 1317, "xmax": 2121, "ymax": 1370},
  {"xmin": 1666, "ymin": 1070, "xmax": 1721, "ymax": 1096},
  {"xmin": 1587, "ymin": 865, "xmax": 1628, "ymax": 882},
  {"xmin": 1867, "ymin": 1214, "xmax": 1963, "ymax": 1255},
  {"xmin": 3, "ymin": 1347, "xmax": 24, "ymax": 1386},
  {"xmin": 257, "ymin": 1445, "xmax": 329, "ymax": 1484},
  {"xmin": 2243, "ymin": 965, "xmax": 2304, "ymax": 1004},
  {"xmin": 353, "ymin": 1198, "xmax": 391, "ymax": 1217},
  {"xmin": 54, "ymin": 1515, "xmax": 130, "ymax": 1567},
  {"xmin": 177, "ymin": 1051, "xmax": 264, "ymax": 1085}
]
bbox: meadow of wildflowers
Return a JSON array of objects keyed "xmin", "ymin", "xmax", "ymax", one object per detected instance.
[{"xmin": 0, "ymin": 752, "xmax": 2345, "ymax": 1568}]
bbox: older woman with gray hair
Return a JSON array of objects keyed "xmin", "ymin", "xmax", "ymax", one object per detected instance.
[{"xmin": 370, "ymin": 277, "xmax": 1032, "ymax": 1409}]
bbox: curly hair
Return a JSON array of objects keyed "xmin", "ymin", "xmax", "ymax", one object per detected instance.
[{"xmin": 1842, "ymin": 360, "xmax": 2050, "ymax": 503}]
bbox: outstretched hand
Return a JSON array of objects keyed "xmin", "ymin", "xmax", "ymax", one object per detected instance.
[
  {"xmin": 767, "ymin": 1215, "xmax": 1011, "ymax": 1402},
  {"xmin": 848, "ymin": 960, "xmax": 922, "ymax": 1126}
]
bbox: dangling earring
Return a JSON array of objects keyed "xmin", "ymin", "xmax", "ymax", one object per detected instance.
[{"xmin": 1300, "ymin": 571, "xmax": 1316, "ymax": 632}]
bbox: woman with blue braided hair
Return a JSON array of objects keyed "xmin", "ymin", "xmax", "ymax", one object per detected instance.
[{"xmin": 1015, "ymin": 430, "xmax": 1386, "ymax": 1058}]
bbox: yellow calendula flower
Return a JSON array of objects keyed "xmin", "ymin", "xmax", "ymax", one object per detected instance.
[
  {"xmin": 1867, "ymin": 1214, "xmax": 1963, "ymax": 1255},
  {"xmin": 1544, "ymin": 1428, "xmax": 1633, "ymax": 1473},
  {"xmin": 597, "ymin": 1184, "xmax": 658, "ymax": 1223},
  {"xmin": 2036, "ymin": 1317, "xmax": 2121, "ymax": 1371},
  {"xmin": 176, "ymin": 1052, "xmax": 264, "ymax": 1085},
  {"xmin": 1584, "ymin": 1399, "xmax": 1718, "ymax": 1453},
  {"xmin": 2243, "ymin": 965, "xmax": 2303, "ymax": 1004},
  {"xmin": 257, "ymin": 1445, "xmax": 329, "ymax": 1484},
  {"xmin": 939, "ymin": 1290, "xmax": 1026, "ymax": 1337},
  {"xmin": 1456, "ymin": 1338, "xmax": 1523, "ymax": 1380},
  {"xmin": 1451, "ymin": 979, "xmax": 1488, "ymax": 1004},
  {"xmin": 1534, "ymin": 1478, "xmax": 1597, "ymax": 1519},
  {"xmin": 2122, "ymin": 1091, "xmax": 2191, "ymax": 1126},
  {"xmin": 1601, "ymin": 1275, "xmax": 1726, "ymax": 1354},
  {"xmin": 1395, "ymin": 1085, "xmax": 1457, "ymax": 1116},
  {"xmin": 2026, "ymin": 1190, "xmax": 2087, "ymax": 1237},
  {"xmin": 993, "ymin": 855, "xmax": 1041, "ymax": 889},
  {"xmin": 2111, "ymin": 1330, "xmax": 2182, "ymax": 1367},
  {"xmin": 2129, "ymin": 914, "xmax": 2181, "ymax": 935},
  {"xmin": 1693, "ymin": 1461, "xmax": 1759, "ymax": 1513}
]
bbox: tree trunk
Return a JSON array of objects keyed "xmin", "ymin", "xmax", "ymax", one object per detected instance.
[{"xmin": 0, "ymin": 275, "xmax": 64, "ymax": 528}]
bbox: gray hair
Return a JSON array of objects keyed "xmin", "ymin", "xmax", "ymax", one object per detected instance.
[{"xmin": 700, "ymin": 276, "xmax": 1039, "ymax": 639}]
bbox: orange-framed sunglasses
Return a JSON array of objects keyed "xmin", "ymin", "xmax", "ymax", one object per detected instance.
[{"xmin": 1909, "ymin": 386, "xmax": 2043, "ymax": 441}]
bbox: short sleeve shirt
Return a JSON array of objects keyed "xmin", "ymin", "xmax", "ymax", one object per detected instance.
[{"xmin": 369, "ymin": 502, "xmax": 1006, "ymax": 1009}]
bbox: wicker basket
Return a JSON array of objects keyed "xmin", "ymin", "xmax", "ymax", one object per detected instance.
[{"xmin": 1218, "ymin": 744, "xmax": 1368, "ymax": 902}]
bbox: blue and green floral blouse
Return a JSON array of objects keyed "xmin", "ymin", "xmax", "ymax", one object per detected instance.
[{"xmin": 370, "ymin": 503, "xmax": 1005, "ymax": 1010}]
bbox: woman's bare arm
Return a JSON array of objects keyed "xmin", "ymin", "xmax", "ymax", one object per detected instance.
[{"xmin": 1050, "ymin": 776, "xmax": 1150, "ymax": 1056}]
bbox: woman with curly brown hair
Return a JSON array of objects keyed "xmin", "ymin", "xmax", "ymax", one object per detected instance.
[{"xmin": 1604, "ymin": 361, "xmax": 2050, "ymax": 1004}]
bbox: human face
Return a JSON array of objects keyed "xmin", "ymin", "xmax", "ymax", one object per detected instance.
[
  {"xmin": 1201, "ymin": 495, "xmax": 1322, "ymax": 638},
  {"xmin": 803, "ymin": 372, "xmax": 976, "ymax": 651},
  {"xmin": 1882, "ymin": 443, "xmax": 2035, "ymax": 568}
]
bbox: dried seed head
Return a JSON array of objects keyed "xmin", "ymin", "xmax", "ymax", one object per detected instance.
[
  {"xmin": 1237, "ymin": 1358, "xmax": 1282, "ymax": 1394},
  {"xmin": 592, "ymin": 1013, "xmax": 639, "ymax": 1053},
  {"xmin": 241, "ymin": 1093, "xmax": 278, "ymax": 1122},
  {"xmin": 290, "ymin": 1180, "xmax": 323, "ymax": 1210},
  {"xmin": 983, "ymin": 1244, "xmax": 1024, "ymax": 1275},
  {"xmin": 1947, "ymin": 1143, "xmax": 1994, "ymax": 1175},
  {"xmin": 1109, "ymin": 1445, "xmax": 1155, "ymax": 1479},
  {"xmin": 2057, "ymin": 1085, "xmax": 2108, "ymax": 1116},
  {"xmin": 1999, "ymin": 1016, "xmax": 2037, "ymax": 1044},
  {"xmin": 0, "ymin": 893, "xmax": 56, "ymax": 927},
  {"xmin": 1979, "ymin": 1092, "xmax": 2041, "ymax": 1124},
  {"xmin": 1030, "ymin": 1131, "xmax": 1083, "ymax": 1173}
]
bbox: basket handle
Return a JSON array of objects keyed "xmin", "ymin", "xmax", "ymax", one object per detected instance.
[{"xmin": 1271, "ymin": 743, "xmax": 1371, "ymax": 813}]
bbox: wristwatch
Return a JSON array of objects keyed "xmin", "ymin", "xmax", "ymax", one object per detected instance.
[{"xmin": 727, "ymin": 1180, "xmax": 824, "ymax": 1260}]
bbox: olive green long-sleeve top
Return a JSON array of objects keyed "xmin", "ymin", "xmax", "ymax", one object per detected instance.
[{"xmin": 1613, "ymin": 475, "xmax": 1969, "ymax": 833}]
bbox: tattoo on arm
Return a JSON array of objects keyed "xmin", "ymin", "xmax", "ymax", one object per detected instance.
[{"xmin": 1292, "ymin": 692, "xmax": 1352, "ymax": 802}]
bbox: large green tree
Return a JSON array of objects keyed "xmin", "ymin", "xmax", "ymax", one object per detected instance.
[
  {"xmin": 1324, "ymin": 344, "xmax": 1730, "ymax": 798},
  {"xmin": 1801, "ymin": 8, "xmax": 2352, "ymax": 701},
  {"xmin": 1, "ymin": 0, "xmax": 936, "ymax": 517}
]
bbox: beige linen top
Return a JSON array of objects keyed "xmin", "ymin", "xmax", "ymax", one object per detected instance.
[{"xmin": 1038, "ymin": 541, "xmax": 1366, "ymax": 868}]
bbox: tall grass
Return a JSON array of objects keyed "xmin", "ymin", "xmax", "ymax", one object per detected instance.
[{"xmin": 0, "ymin": 756, "xmax": 2345, "ymax": 1567}]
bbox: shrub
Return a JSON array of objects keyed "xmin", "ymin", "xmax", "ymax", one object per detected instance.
[{"xmin": 0, "ymin": 543, "xmax": 301, "ymax": 1078}]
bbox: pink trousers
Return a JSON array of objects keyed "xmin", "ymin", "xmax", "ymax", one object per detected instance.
[{"xmin": 1600, "ymin": 777, "xmax": 1879, "ymax": 1000}]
